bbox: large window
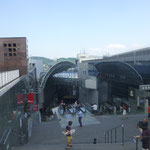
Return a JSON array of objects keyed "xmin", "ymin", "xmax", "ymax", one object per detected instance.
[{"xmin": 3, "ymin": 43, "xmax": 17, "ymax": 57}]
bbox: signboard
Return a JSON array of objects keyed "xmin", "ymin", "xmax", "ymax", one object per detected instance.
[
  {"xmin": 27, "ymin": 93, "xmax": 34, "ymax": 104},
  {"xmin": 17, "ymin": 94, "xmax": 24, "ymax": 104},
  {"xmin": 139, "ymin": 85, "xmax": 150, "ymax": 91},
  {"xmin": 140, "ymin": 100, "xmax": 145, "ymax": 103},
  {"xmin": 85, "ymin": 78, "xmax": 97, "ymax": 89}
]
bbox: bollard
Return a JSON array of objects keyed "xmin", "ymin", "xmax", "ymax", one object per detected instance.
[{"xmin": 121, "ymin": 125, "xmax": 124, "ymax": 146}]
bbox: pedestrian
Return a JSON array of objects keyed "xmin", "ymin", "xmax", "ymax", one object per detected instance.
[
  {"xmin": 137, "ymin": 118, "xmax": 149, "ymax": 133},
  {"xmin": 61, "ymin": 100, "xmax": 66, "ymax": 114},
  {"xmin": 73, "ymin": 100, "xmax": 78, "ymax": 113},
  {"xmin": 77, "ymin": 109, "xmax": 83, "ymax": 127},
  {"xmin": 76, "ymin": 102, "xmax": 81, "ymax": 110},
  {"xmin": 148, "ymin": 106, "xmax": 150, "ymax": 118},
  {"xmin": 122, "ymin": 104, "xmax": 128, "ymax": 120},
  {"xmin": 66, "ymin": 121, "xmax": 73, "ymax": 149},
  {"xmin": 136, "ymin": 127, "xmax": 150, "ymax": 150},
  {"xmin": 92, "ymin": 103, "xmax": 98, "ymax": 116}
]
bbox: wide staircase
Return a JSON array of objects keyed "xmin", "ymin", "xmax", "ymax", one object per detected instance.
[
  {"xmin": 12, "ymin": 143, "xmax": 135, "ymax": 150},
  {"xmin": 9, "ymin": 110, "xmax": 146, "ymax": 150}
]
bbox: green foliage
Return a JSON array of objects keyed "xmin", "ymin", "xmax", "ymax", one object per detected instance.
[
  {"xmin": 57, "ymin": 58, "xmax": 76, "ymax": 64},
  {"xmin": 30, "ymin": 56, "xmax": 56, "ymax": 66}
]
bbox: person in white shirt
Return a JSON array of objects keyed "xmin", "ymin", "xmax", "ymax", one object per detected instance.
[
  {"xmin": 92, "ymin": 103, "xmax": 98, "ymax": 116},
  {"xmin": 77, "ymin": 109, "xmax": 83, "ymax": 127}
]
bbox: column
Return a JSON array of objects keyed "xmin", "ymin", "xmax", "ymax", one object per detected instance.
[
  {"xmin": 137, "ymin": 96, "xmax": 140, "ymax": 107},
  {"xmin": 145, "ymin": 99, "xmax": 149, "ymax": 114},
  {"xmin": 113, "ymin": 106, "xmax": 116, "ymax": 115}
]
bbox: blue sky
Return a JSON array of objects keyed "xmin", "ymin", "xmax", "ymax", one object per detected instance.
[{"xmin": 0, "ymin": 0, "xmax": 150, "ymax": 59}]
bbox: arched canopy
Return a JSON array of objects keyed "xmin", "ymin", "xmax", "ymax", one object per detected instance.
[
  {"xmin": 40, "ymin": 61, "xmax": 76, "ymax": 90},
  {"xmin": 95, "ymin": 61, "xmax": 143, "ymax": 85}
]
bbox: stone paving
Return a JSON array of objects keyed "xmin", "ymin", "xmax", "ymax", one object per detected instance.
[
  {"xmin": 12, "ymin": 112, "xmax": 149, "ymax": 150},
  {"xmin": 59, "ymin": 112, "xmax": 100, "ymax": 128}
]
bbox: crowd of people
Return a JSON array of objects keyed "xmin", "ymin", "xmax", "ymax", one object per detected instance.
[{"xmin": 60, "ymin": 99, "xmax": 150, "ymax": 149}]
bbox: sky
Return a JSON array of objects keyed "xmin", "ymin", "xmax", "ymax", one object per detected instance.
[{"xmin": 0, "ymin": 0, "xmax": 150, "ymax": 59}]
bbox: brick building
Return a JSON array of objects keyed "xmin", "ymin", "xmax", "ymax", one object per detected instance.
[{"xmin": 0, "ymin": 37, "xmax": 28, "ymax": 76}]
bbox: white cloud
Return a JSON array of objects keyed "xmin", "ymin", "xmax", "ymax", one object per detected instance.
[{"xmin": 107, "ymin": 44, "xmax": 126, "ymax": 49}]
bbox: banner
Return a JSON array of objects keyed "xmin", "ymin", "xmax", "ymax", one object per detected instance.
[
  {"xmin": 27, "ymin": 93, "xmax": 34, "ymax": 104},
  {"xmin": 17, "ymin": 94, "xmax": 24, "ymax": 104}
]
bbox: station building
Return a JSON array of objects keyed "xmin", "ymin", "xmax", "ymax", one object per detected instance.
[{"xmin": 77, "ymin": 47, "xmax": 150, "ymax": 113}]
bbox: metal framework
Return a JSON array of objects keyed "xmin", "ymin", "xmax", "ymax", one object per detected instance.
[
  {"xmin": 95, "ymin": 61, "xmax": 143, "ymax": 85},
  {"xmin": 40, "ymin": 61, "xmax": 76, "ymax": 91}
]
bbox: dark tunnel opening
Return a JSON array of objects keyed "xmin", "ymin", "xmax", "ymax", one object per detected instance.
[{"xmin": 41, "ymin": 77, "xmax": 79, "ymax": 119}]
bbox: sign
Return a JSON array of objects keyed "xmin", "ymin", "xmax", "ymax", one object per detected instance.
[
  {"xmin": 27, "ymin": 93, "xmax": 34, "ymax": 104},
  {"xmin": 17, "ymin": 94, "xmax": 24, "ymax": 104},
  {"xmin": 140, "ymin": 100, "xmax": 145, "ymax": 103},
  {"xmin": 139, "ymin": 85, "xmax": 150, "ymax": 91},
  {"xmin": 129, "ymin": 90, "xmax": 134, "ymax": 97}
]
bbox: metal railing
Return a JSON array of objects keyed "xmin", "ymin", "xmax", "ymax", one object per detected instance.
[
  {"xmin": 0, "ymin": 128, "xmax": 11, "ymax": 150},
  {"xmin": 104, "ymin": 125, "xmax": 124, "ymax": 145},
  {"xmin": 0, "ymin": 70, "xmax": 19, "ymax": 88},
  {"xmin": 83, "ymin": 103, "xmax": 93, "ymax": 114},
  {"xmin": 0, "ymin": 128, "xmax": 28, "ymax": 150},
  {"xmin": 133, "ymin": 135, "xmax": 150, "ymax": 150}
]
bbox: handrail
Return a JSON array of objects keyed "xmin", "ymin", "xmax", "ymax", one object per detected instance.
[
  {"xmin": 83, "ymin": 103, "xmax": 93, "ymax": 111},
  {"xmin": 104, "ymin": 124, "xmax": 124, "ymax": 145},
  {"xmin": 4, "ymin": 129, "xmax": 11, "ymax": 144},
  {"xmin": 0, "ymin": 128, "xmax": 26, "ymax": 149},
  {"xmin": 0, "ymin": 129, "xmax": 7, "ymax": 144},
  {"xmin": 11, "ymin": 130, "xmax": 25, "ymax": 138},
  {"xmin": 133, "ymin": 135, "xmax": 150, "ymax": 150},
  {"xmin": 133, "ymin": 136, "xmax": 139, "ymax": 150}
]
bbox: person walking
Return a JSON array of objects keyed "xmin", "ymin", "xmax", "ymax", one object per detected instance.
[
  {"xmin": 77, "ymin": 109, "xmax": 83, "ymax": 127},
  {"xmin": 122, "ymin": 104, "xmax": 128, "ymax": 120},
  {"xmin": 137, "ymin": 118, "xmax": 149, "ymax": 133},
  {"xmin": 148, "ymin": 106, "xmax": 150, "ymax": 118},
  {"xmin": 66, "ymin": 121, "xmax": 73, "ymax": 149},
  {"xmin": 73, "ymin": 100, "xmax": 78, "ymax": 113},
  {"xmin": 136, "ymin": 126, "xmax": 150, "ymax": 150},
  {"xmin": 92, "ymin": 103, "xmax": 98, "ymax": 116},
  {"xmin": 61, "ymin": 100, "xmax": 66, "ymax": 115}
]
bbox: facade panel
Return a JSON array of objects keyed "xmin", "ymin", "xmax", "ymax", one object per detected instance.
[{"xmin": 0, "ymin": 37, "xmax": 28, "ymax": 76}]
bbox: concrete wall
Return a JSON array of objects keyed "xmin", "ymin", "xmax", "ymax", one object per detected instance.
[
  {"xmin": 78, "ymin": 61, "xmax": 99, "ymax": 105},
  {"xmin": 79, "ymin": 86, "xmax": 98, "ymax": 105},
  {"xmin": 29, "ymin": 59, "xmax": 43, "ymax": 80}
]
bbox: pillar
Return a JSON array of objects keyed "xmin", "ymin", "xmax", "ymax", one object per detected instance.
[
  {"xmin": 145, "ymin": 99, "xmax": 149, "ymax": 114},
  {"xmin": 114, "ymin": 106, "xmax": 116, "ymax": 115},
  {"xmin": 137, "ymin": 96, "xmax": 140, "ymax": 107}
]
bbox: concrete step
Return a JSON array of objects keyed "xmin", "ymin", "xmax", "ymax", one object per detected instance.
[{"xmin": 12, "ymin": 143, "xmax": 136, "ymax": 150}]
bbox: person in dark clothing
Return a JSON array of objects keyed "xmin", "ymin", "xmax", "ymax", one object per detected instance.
[
  {"xmin": 148, "ymin": 106, "xmax": 150, "ymax": 118},
  {"xmin": 137, "ymin": 119, "xmax": 149, "ymax": 133},
  {"xmin": 141, "ymin": 129, "xmax": 150, "ymax": 150},
  {"xmin": 60, "ymin": 100, "xmax": 66, "ymax": 114},
  {"xmin": 136, "ymin": 119, "xmax": 150, "ymax": 150}
]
